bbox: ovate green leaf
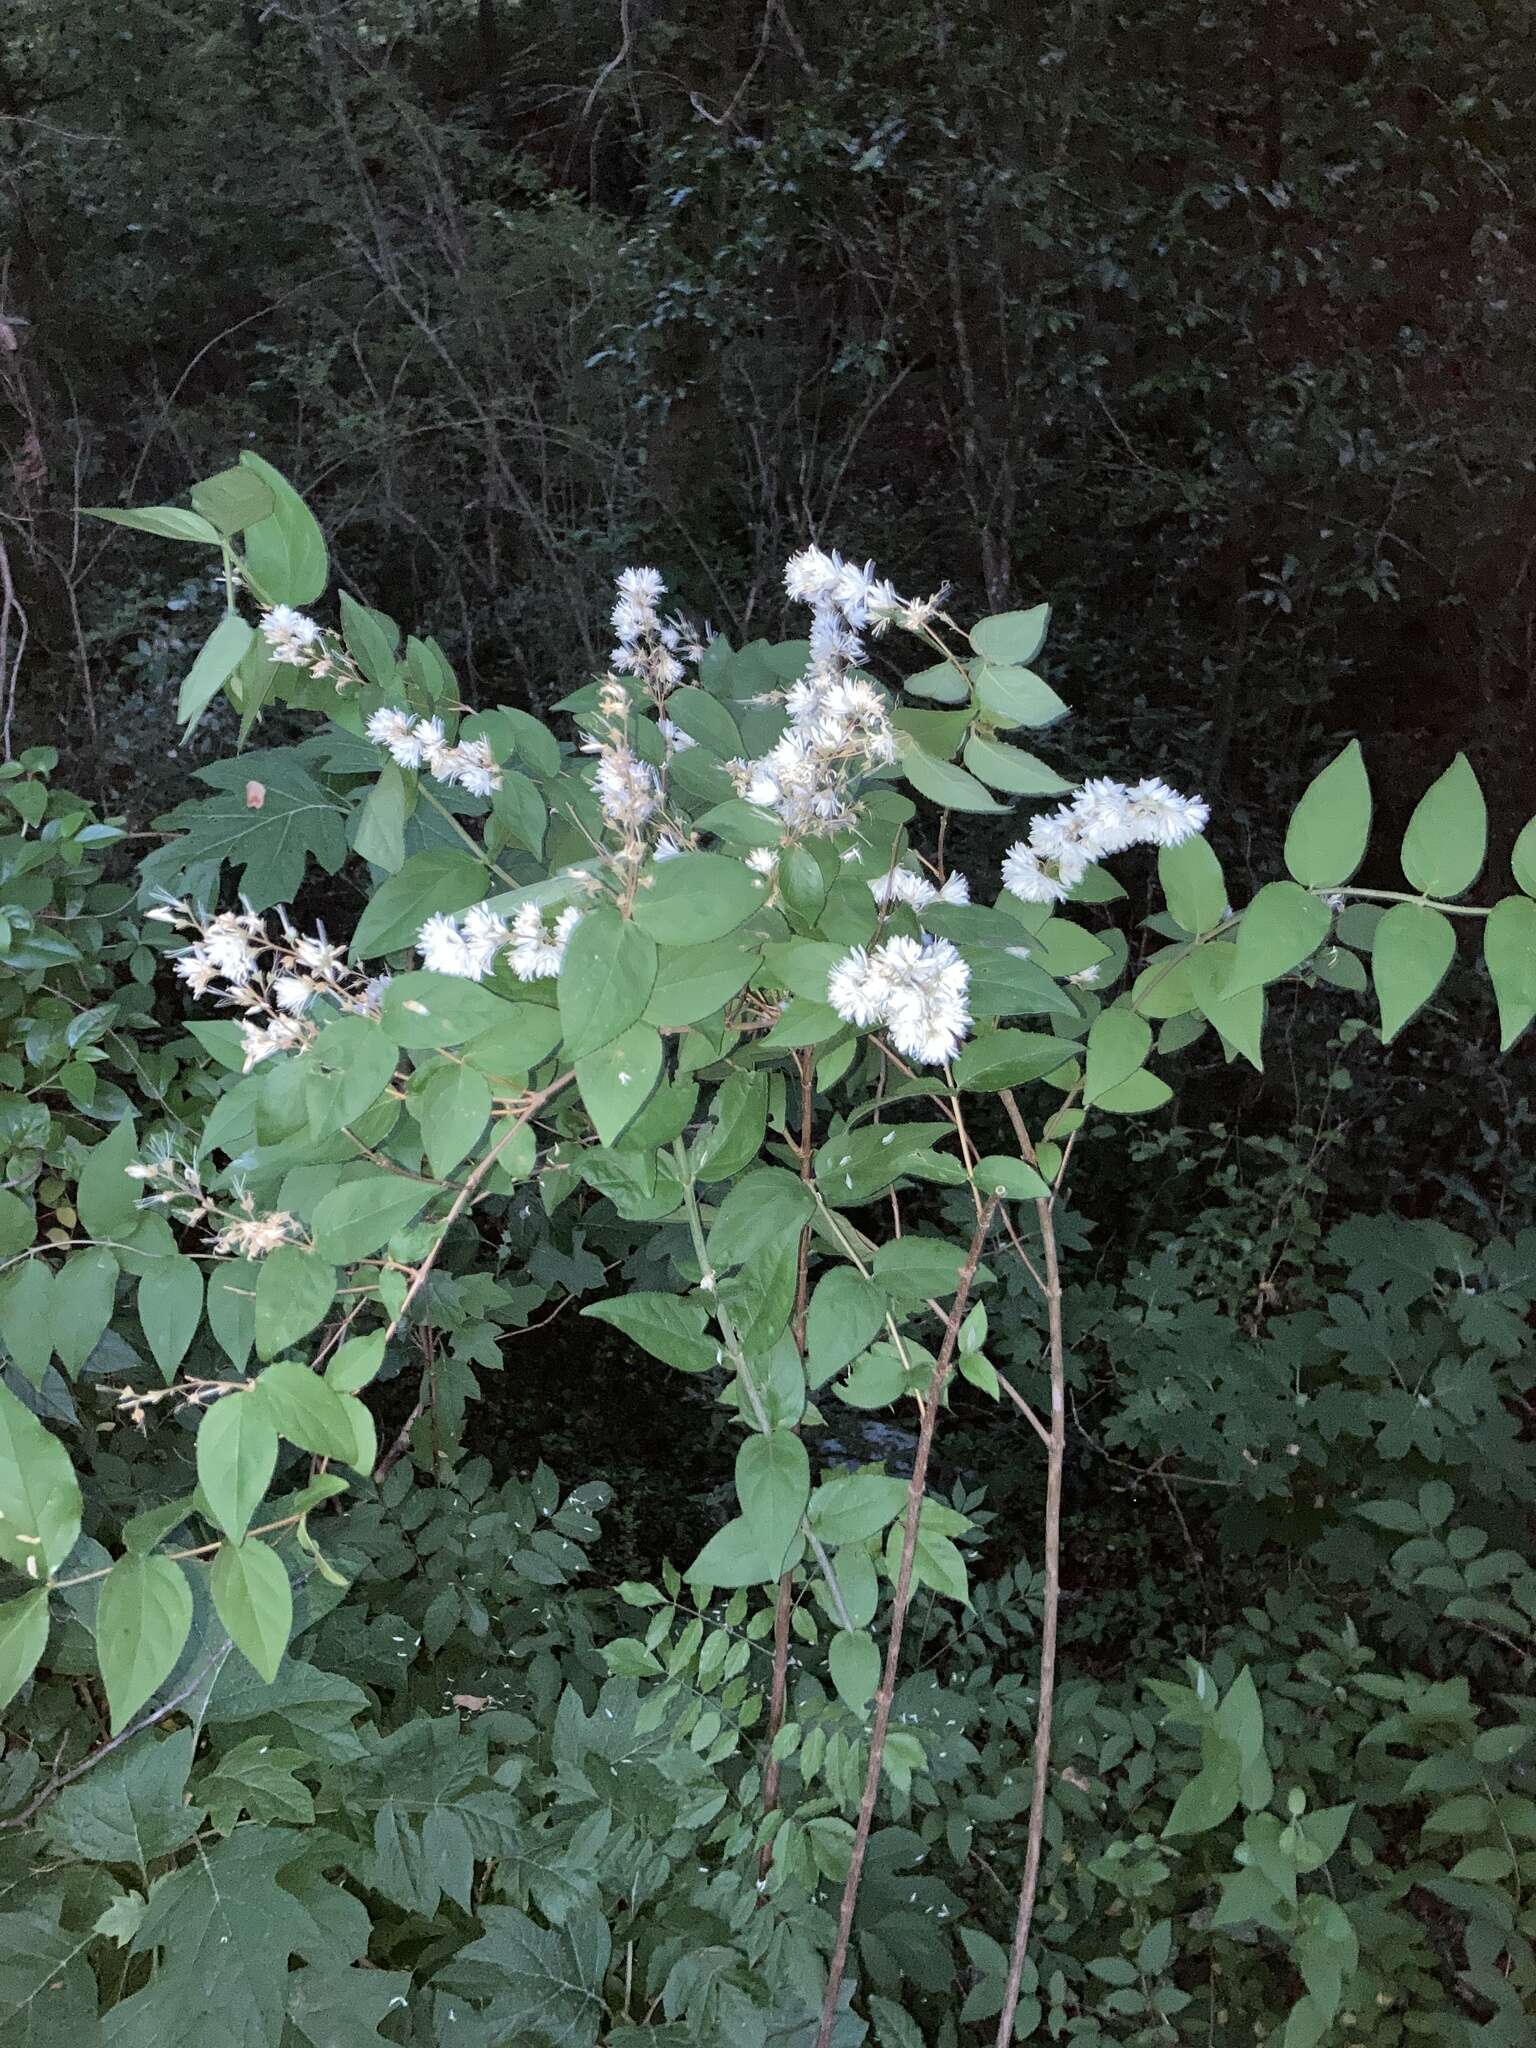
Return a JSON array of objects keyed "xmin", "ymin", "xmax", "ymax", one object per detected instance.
[
  {"xmin": 96, "ymin": 1554, "xmax": 194, "ymax": 1733},
  {"xmin": 1284, "ymin": 740, "xmax": 1371, "ymax": 888},
  {"xmin": 1400, "ymin": 753, "xmax": 1485, "ymax": 898},
  {"xmin": 1372, "ymin": 902, "xmax": 1455, "ymax": 1043}
]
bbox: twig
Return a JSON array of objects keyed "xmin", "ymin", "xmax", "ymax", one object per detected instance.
[{"xmin": 815, "ymin": 1198, "xmax": 999, "ymax": 2047}]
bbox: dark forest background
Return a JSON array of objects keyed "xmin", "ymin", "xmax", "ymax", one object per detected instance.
[{"xmin": 1, "ymin": 0, "xmax": 1532, "ymax": 1230}]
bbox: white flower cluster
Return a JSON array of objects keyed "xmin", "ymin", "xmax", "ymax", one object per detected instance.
[
  {"xmin": 148, "ymin": 901, "xmax": 387, "ymax": 1070},
  {"xmin": 260, "ymin": 604, "xmax": 324, "ymax": 666},
  {"xmin": 869, "ymin": 865, "xmax": 971, "ymax": 912},
  {"xmin": 365, "ymin": 707, "xmax": 504, "ymax": 798},
  {"xmin": 125, "ymin": 1144, "xmax": 306, "ymax": 1262},
  {"xmin": 826, "ymin": 932, "xmax": 972, "ymax": 1067},
  {"xmin": 1001, "ymin": 775, "xmax": 1210, "ymax": 905},
  {"xmin": 416, "ymin": 900, "xmax": 580, "ymax": 983},
  {"xmin": 725, "ymin": 546, "xmax": 928, "ymax": 838},
  {"xmin": 609, "ymin": 566, "xmax": 711, "ymax": 688}
]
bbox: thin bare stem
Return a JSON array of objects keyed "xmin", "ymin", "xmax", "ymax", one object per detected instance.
[
  {"xmin": 995, "ymin": 1189, "xmax": 1067, "ymax": 2045},
  {"xmin": 815, "ymin": 1198, "xmax": 998, "ymax": 2048}
]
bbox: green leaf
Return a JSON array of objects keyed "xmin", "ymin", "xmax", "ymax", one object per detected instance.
[
  {"xmin": 1400, "ymin": 753, "xmax": 1485, "ymax": 898},
  {"xmin": 352, "ymin": 758, "xmax": 407, "ymax": 874},
  {"xmin": 0, "ymin": 1591, "xmax": 48, "ymax": 1714},
  {"xmin": 254, "ymin": 1361, "xmax": 370, "ymax": 1468},
  {"xmin": 191, "ymin": 465, "xmax": 276, "ymax": 536},
  {"xmin": 1285, "ymin": 740, "xmax": 1371, "ymax": 888},
  {"xmin": 693, "ymin": 1069, "xmax": 770, "ymax": 1180},
  {"xmin": 806, "ymin": 1267, "xmax": 888, "ymax": 1388},
  {"xmin": 1230, "ymin": 880, "xmax": 1333, "ymax": 993},
  {"xmin": 559, "ymin": 904, "xmax": 657, "ymax": 1060},
  {"xmin": 87, "ymin": 504, "xmax": 223, "ymax": 544},
  {"xmin": 238, "ymin": 452, "xmax": 328, "ymax": 606},
  {"xmin": 178, "ymin": 613, "xmax": 256, "ymax": 729},
  {"xmin": 286, "ymin": 1965, "xmax": 416, "ymax": 2048},
  {"xmin": 972, "ymin": 663, "xmax": 1069, "ymax": 728},
  {"xmin": 207, "ymin": 1261, "xmax": 256, "ymax": 1371},
  {"xmin": 901, "ymin": 742, "xmax": 1009, "ymax": 814},
  {"xmin": 687, "ymin": 1513, "xmax": 803, "ymax": 1589},
  {"xmin": 350, "ymin": 848, "xmax": 487, "ymax": 959},
  {"xmin": 197, "ymin": 1392, "xmax": 279, "ymax": 1543},
  {"xmin": 254, "ymin": 1246, "xmax": 337, "ymax": 1360},
  {"xmin": 96, "ymin": 1554, "xmax": 194, "ymax": 1733},
  {"xmin": 324, "ymin": 1333, "xmax": 387, "ymax": 1394},
  {"xmin": 0, "ymin": 1261, "xmax": 54, "ymax": 1387},
  {"xmin": 337, "ymin": 591, "xmax": 399, "ymax": 689},
  {"xmin": 137, "ymin": 1254, "xmax": 204, "ymax": 1382},
  {"xmin": 0, "ymin": 1381, "xmax": 80, "ymax": 1576},
  {"xmin": 379, "ymin": 971, "xmax": 526, "ymax": 1050},
  {"xmin": 1372, "ymin": 902, "xmax": 1456, "ymax": 1042},
  {"xmin": 972, "ymin": 1155, "xmax": 1051, "ymax": 1200},
  {"xmin": 76, "ymin": 1113, "xmax": 140, "ymax": 1240},
  {"xmin": 631, "ymin": 853, "xmax": 770, "ymax": 943},
  {"xmin": 644, "ymin": 935, "xmax": 758, "ymax": 1027},
  {"xmin": 489, "ymin": 767, "xmax": 547, "ymax": 857},
  {"xmin": 962, "ymin": 732, "xmax": 1071, "ymax": 794},
  {"xmin": 302, "ymin": 1016, "xmax": 397, "ymax": 1140},
  {"xmin": 576, "ymin": 1022, "xmax": 663, "ymax": 1146},
  {"xmin": 1186, "ymin": 947, "xmax": 1265, "ymax": 1070},
  {"xmin": 43, "ymin": 1726, "xmax": 201, "ymax": 1870},
  {"xmin": 52, "ymin": 1247, "xmax": 118, "ymax": 1373},
  {"xmin": 1083, "ymin": 1008, "xmax": 1152, "ymax": 1105},
  {"xmin": 951, "ymin": 1028, "xmax": 1074, "ymax": 1092},
  {"xmin": 1484, "ymin": 895, "xmax": 1536, "ymax": 1049},
  {"xmin": 312, "ymin": 1174, "xmax": 437, "ymax": 1265},
  {"xmin": 0, "ymin": 1189, "xmax": 35, "ymax": 1263},
  {"xmin": 1162, "ymin": 1747, "xmax": 1242, "ymax": 1838},
  {"xmin": 886, "ymin": 1513, "xmax": 970, "ymax": 1605},
  {"xmin": 902, "ymin": 659, "xmax": 970, "ymax": 703},
  {"xmin": 1513, "ymin": 815, "xmax": 1536, "ymax": 897},
  {"xmin": 707, "ymin": 1166, "xmax": 814, "ymax": 1271},
  {"xmin": 433, "ymin": 1906, "xmax": 609, "ymax": 2048},
  {"xmin": 735, "ymin": 1429, "xmax": 810, "ymax": 1570},
  {"xmin": 419, "ymin": 1062, "xmax": 492, "ymax": 1177},
  {"xmin": 1159, "ymin": 835, "xmax": 1227, "ymax": 936},
  {"xmin": 581, "ymin": 1292, "xmax": 720, "ymax": 1374},
  {"xmin": 970, "ymin": 604, "xmax": 1051, "ymax": 666},
  {"xmin": 807, "ymin": 1471, "xmax": 910, "ymax": 1546},
  {"xmin": 1094, "ymin": 1070, "xmax": 1175, "ymax": 1113},
  {"xmin": 829, "ymin": 1627, "xmax": 880, "ymax": 1713},
  {"xmin": 212, "ymin": 1539, "xmax": 293, "ymax": 1683},
  {"xmin": 140, "ymin": 750, "xmax": 348, "ymax": 911}
]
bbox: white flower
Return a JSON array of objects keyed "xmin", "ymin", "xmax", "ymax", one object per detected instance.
[
  {"xmin": 172, "ymin": 950, "xmax": 219, "ymax": 997},
  {"xmin": 239, "ymin": 1016, "xmax": 305, "ymax": 1071},
  {"xmin": 366, "ymin": 707, "xmax": 422, "ymax": 767},
  {"xmin": 657, "ymin": 718, "xmax": 696, "ymax": 752},
  {"xmin": 870, "ymin": 866, "xmax": 937, "ymax": 911},
  {"xmin": 784, "ymin": 546, "xmax": 841, "ymax": 603},
  {"xmin": 444, "ymin": 737, "xmax": 503, "ymax": 798},
  {"xmin": 653, "ymin": 835, "xmax": 685, "ymax": 861},
  {"xmin": 508, "ymin": 901, "xmax": 579, "ymax": 981},
  {"xmin": 201, "ymin": 913, "xmax": 260, "ymax": 984},
  {"xmin": 593, "ymin": 743, "xmax": 660, "ymax": 831},
  {"xmin": 272, "ymin": 974, "xmax": 315, "ymax": 1015},
  {"xmin": 934, "ymin": 871, "xmax": 971, "ymax": 905},
  {"xmin": 260, "ymin": 606, "xmax": 323, "ymax": 664},
  {"xmin": 827, "ymin": 932, "xmax": 971, "ymax": 1066},
  {"xmin": 416, "ymin": 912, "xmax": 483, "ymax": 980},
  {"xmin": 1124, "ymin": 776, "xmax": 1210, "ymax": 847},
  {"xmin": 293, "ymin": 932, "xmax": 345, "ymax": 977},
  {"xmin": 1001, "ymin": 842, "xmax": 1072, "ymax": 905},
  {"xmin": 617, "ymin": 565, "xmax": 666, "ymax": 605},
  {"xmin": 745, "ymin": 847, "xmax": 779, "ymax": 876},
  {"xmin": 461, "ymin": 902, "xmax": 510, "ymax": 978},
  {"xmin": 832, "ymin": 557, "xmax": 881, "ymax": 625},
  {"xmin": 827, "ymin": 946, "xmax": 890, "ymax": 1028}
]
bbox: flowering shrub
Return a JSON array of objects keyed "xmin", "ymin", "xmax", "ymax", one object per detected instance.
[{"xmin": 0, "ymin": 452, "xmax": 1530, "ymax": 2044}]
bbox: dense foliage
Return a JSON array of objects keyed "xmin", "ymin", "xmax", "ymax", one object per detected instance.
[{"xmin": 0, "ymin": 452, "xmax": 1528, "ymax": 2048}]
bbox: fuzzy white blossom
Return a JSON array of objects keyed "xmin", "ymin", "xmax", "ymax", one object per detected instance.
[
  {"xmin": 869, "ymin": 866, "xmax": 970, "ymax": 912},
  {"xmin": 1001, "ymin": 773, "xmax": 1209, "ymax": 908},
  {"xmin": 744, "ymin": 846, "xmax": 779, "ymax": 877},
  {"xmin": 260, "ymin": 605, "xmax": 323, "ymax": 665},
  {"xmin": 366, "ymin": 707, "xmax": 506, "ymax": 796},
  {"xmin": 826, "ymin": 932, "xmax": 972, "ymax": 1066},
  {"xmin": 508, "ymin": 903, "xmax": 580, "ymax": 981},
  {"xmin": 416, "ymin": 911, "xmax": 483, "ymax": 981},
  {"xmin": 590, "ymin": 742, "xmax": 660, "ymax": 832}
]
